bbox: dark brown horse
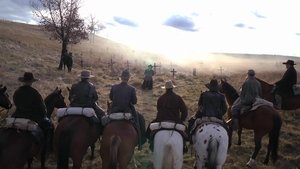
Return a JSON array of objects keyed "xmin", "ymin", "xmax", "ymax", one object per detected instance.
[
  {"xmin": 100, "ymin": 120, "xmax": 138, "ymax": 169},
  {"xmin": 54, "ymin": 114, "xmax": 101, "ymax": 169},
  {"xmin": 219, "ymin": 80, "xmax": 282, "ymax": 166},
  {"xmin": 0, "ymin": 88, "xmax": 66, "ymax": 169},
  {"xmin": 256, "ymin": 78, "xmax": 300, "ymax": 110},
  {"xmin": 0, "ymin": 85, "xmax": 12, "ymax": 110}
]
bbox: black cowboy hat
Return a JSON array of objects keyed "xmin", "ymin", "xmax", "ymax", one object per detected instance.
[
  {"xmin": 282, "ymin": 60, "xmax": 296, "ymax": 65},
  {"xmin": 18, "ymin": 72, "xmax": 38, "ymax": 83},
  {"xmin": 205, "ymin": 79, "xmax": 219, "ymax": 90}
]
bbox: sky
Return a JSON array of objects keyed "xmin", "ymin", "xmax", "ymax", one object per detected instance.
[{"xmin": 1, "ymin": 0, "xmax": 300, "ymax": 63}]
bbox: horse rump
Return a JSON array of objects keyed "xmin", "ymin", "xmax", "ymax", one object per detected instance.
[{"xmin": 109, "ymin": 135, "xmax": 121, "ymax": 169}]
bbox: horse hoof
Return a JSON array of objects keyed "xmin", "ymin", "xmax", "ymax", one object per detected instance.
[{"xmin": 246, "ymin": 158, "xmax": 256, "ymax": 169}]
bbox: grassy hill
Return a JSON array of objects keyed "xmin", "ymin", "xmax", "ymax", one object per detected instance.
[{"xmin": 0, "ymin": 20, "xmax": 300, "ymax": 169}]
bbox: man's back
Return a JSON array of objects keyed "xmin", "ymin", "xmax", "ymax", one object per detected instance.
[
  {"xmin": 13, "ymin": 85, "xmax": 46, "ymax": 123},
  {"xmin": 240, "ymin": 77, "xmax": 261, "ymax": 105},
  {"xmin": 198, "ymin": 91, "xmax": 227, "ymax": 119},
  {"xmin": 69, "ymin": 81, "xmax": 97, "ymax": 107},
  {"xmin": 110, "ymin": 82, "xmax": 137, "ymax": 113},
  {"xmin": 156, "ymin": 91, "xmax": 187, "ymax": 123}
]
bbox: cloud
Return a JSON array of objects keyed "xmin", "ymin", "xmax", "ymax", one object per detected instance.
[
  {"xmin": 113, "ymin": 16, "xmax": 138, "ymax": 27},
  {"xmin": 234, "ymin": 23, "xmax": 245, "ymax": 28},
  {"xmin": 0, "ymin": 0, "xmax": 34, "ymax": 23},
  {"xmin": 164, "ymin": 15, "xmax": 198, "ymax": 32},
  {"xmin": 253, "ymin": 12, "xmax": 266, "ymax": 19}
]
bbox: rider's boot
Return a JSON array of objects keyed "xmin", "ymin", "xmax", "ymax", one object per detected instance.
[{"xmin": 274, "ymin": 94, "xmax": 282, "ymax": 110}]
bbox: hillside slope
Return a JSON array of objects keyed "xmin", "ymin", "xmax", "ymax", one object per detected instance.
[{"xmin": 0, "ymin": 21, "xmax": 299, "ymax": 169}]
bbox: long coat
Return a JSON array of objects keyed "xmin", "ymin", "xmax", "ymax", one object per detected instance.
[{"xmin": 275, "ymin": 66, "xmax": 297, "ymax": 96}]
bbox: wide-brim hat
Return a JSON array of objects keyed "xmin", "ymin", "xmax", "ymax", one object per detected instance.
[
  {"xmin": 283, "ymin": 60, "xmax": 296, "ymax": 65},
  {"xmin": 148, "ymin": 64, "xmax": 153, "ymax": 68},
  {"xmin": 161, "ymin": 80, "xmax": 176, "ymax": 89},
  {"xmin": 79, "ymin": 70, "xmax": 94, "ymax": 78},
  {"xmin": 18, "ymin": 72, "xmax": 39, "ymax": 83},
  {"xmin": 205, "ymin": 79, "xmax": 219, "ymax": 90}
]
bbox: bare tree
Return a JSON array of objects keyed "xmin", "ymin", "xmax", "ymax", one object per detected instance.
[
  {"xmin": 31, "ymin": 0, "xmax": 88, "ymax": 70},
  {"xmin": 87, "ymin": 14, "xmax": 105, "ymax": 43}
]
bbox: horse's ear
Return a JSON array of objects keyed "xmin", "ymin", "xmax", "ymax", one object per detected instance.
[
  {"xmin": 55, "ymin": 87, "xmax": 58, "ymax": 91},
  {"xmin": 3, "ymin": 86, "xmax": 7, "ymax": 92},
  {"xmin": 67, "ymin": 87, "xmax": 71, "ymax": 92},
  {"xmin": 58, "ymin": 89, "xmax": 62, "ymax": 94}
]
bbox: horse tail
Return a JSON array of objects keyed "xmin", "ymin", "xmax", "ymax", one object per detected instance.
[
  {"xmin": 162, "ymin": 144, "xmax": 173, "ymax": 169},
  {"xmin": 109, "ymin": 135, "xmax": 121, "ymax": 169},
  {"xmin": 270, "ymin": 113, "xmax": 282, "ymax": 163},
  {"xmin": 57, "ymin": 130, "xmax": 71, "ymax": 169},
  {"xmin": 207, "ymin": 138, "xmax": 218, "ymax": 169}
]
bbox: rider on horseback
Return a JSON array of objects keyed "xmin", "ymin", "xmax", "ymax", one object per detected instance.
[
  {"xmin": 12, "ymin": 72, "xmax": 51, "ymax": 141},
  {"xmin": 195, "ymin": 79, "xmax": 227, "ymax": 120},
  {"xmin": 231, "ymin": 69, "xmax": 262, "ymax": 130},
  {"xmin": 149, "ymin": 80, "xmax": 188, "ymax": 152},
  {"xmin": 273, "ymin": 60, "xmax": 297, "ymax": 109},
  {"xmin": 109, "ymin": 69, "xmax": 145, "ymax": 149},
  {"xmin": 69, "ymin": 70, "xmax": 106, "ymax": 121}
]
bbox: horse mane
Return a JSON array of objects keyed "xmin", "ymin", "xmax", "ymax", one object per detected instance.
[
  {"xmin": 221, "ymin": 80, "xmax": 239, "ymax": 99},
  {"xmin": 255, "ymin": 78, "xmax": 272, "ymax": 87}
]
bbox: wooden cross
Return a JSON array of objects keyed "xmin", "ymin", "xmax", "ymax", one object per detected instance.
[
  {"xmin": 219, "ymin": 66, "xmax": 224, "ymax": 76},
  {"xmin": 107, "ymin": 57, "xmax": 115, "ymax": 73},
  {"xmin": 170, "ymin": 68, "xmax": 177, "ymax": 79},
  {"xmin": 153, "ymin": 62, "xmax": 161, "ymax": 74},
  {"xmin": 126, "ymin": 60, "xmax": 130, "ymax": 70}
]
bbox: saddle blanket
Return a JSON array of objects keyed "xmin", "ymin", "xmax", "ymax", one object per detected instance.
[
  {"xmin": 101, "ymin": 113, "xmax": 133, "ymax": 126},
  {"xmin": 190, "ymin": 117, "xmax": 224, "ymax": 135},
  {"xmin": 250, "ymin": 98, "xmax": 273, "ymax": 111},
  {"xmin": 0, "ymin": 118, "xmax": 40, "ymax": 132},
  {"xmin": 149, "ymin": 121, "xmax": 186, "ymax": 132},
  {"xmin": 57, "ymin": 107, "xmax": 96, "ymax": 120}
]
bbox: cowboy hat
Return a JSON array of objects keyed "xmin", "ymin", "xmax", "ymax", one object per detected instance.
[
  {"xmin": 18, "ymin": 72, "xmax": 39, "ymax": 83},
  {"xmin": 205, "ymin": 79, "xmax": 219, "ymax": 91},
  {"xmin": 161, "ymin": 80, "xmax": 176, "ymax": 89},
  {"xmin": 282, "ymin": 60, "xmax": 296, "ymax": 65},
  {"xmin": 247, "ymin": 69, "xmax": 255, "ymax": 76},
  {"xmin": 79, "ymin": 70, "xmax": 94, "ymax": 79},
  {"xmin": 120, "ymin": 69, "xmax": 130, "ymax": 79}
]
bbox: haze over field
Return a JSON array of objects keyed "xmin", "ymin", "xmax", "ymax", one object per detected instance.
[{"xmin": 1, "ymin": 0, "xmax": 300, "ymax": 63}]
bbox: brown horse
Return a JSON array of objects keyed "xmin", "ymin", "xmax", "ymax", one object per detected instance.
[
  {"xmin": 54, "ymin": 114, "xmax": 101, "ymax": 169},
  {"xmin": 256, "ymin": 78, "xmax": 300, "ymax": 110},
  {"xmin": 0, "ymin": 88, "xmax": 66, "ymax": 169},
  {"xmin": 100, "ymin": 120, "xmax": 138, "ymax": 169},
  {"xmin": 219, "ymin": 80, "xmax": 282, "ymax": 166}
]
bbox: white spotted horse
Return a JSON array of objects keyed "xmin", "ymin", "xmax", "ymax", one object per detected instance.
[{"xmin": 190, "ymin": 117, "xmax": 228, "ymax": 169}]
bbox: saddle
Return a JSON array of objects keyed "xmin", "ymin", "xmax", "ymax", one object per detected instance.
[
  {"xmin": 148, "ymin": 121, "xmax": 188, "ymax": 140},
  {"xmin": 101, "ymin": 112, "xmax": 133, "ymax": 126},
  {"xmin": 57, "ymin": 107, "xmax": 97, "ymax": 120},
  {"xmin": 0, "ymin": 117, "xmax": 43, "ymax": 144},
  {"xmin": 241, "ymin": 98, "xmax": 274, "ymax": 115}
]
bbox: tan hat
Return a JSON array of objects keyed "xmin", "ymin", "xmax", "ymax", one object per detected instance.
[
  {"xmin": 18, "ymin": 72, "xmax": 39, "ymax": 83},
  {"xmin": 162, "ymin": 80, "xmax": 176, "ymax": 89},
  {"xmin": 79, "ymin": 70, "xmax": 94, "ymax": 79}
]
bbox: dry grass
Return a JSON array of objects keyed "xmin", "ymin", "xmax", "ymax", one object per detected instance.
[{"xmin": 0, "ymin": 21, "xmax": 300, "ymax": 169}]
